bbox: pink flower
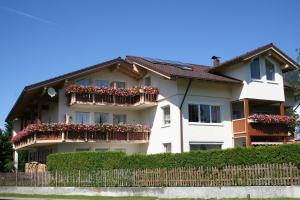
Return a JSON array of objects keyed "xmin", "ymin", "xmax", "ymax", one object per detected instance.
[
  {"xmin": 12, "ymin": 122, "xmax": 150, "ymax": 143},
  {"xmin": 249, "ymin": 114, "xmax": 296, "ymax": 125}
]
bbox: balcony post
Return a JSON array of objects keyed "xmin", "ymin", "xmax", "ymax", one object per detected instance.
[
  {"xmin": 280, "ymin": 102, "xmax": 285, "ymax": 116},
  {"xmin": 243, "ymin": 99, "xmax": 251, "ymax": 147},
  {"xmin": 62, "ymin": 132, "xmax": 65, "ymax": 142},
  {"xmin": 141, "ymin": 93, "xmax": 145, "ymax": 104},
  {"xmin": 34, "ymin": 133, "xmax": 37, "ymax": 144},
  {"xmin": 71, "ymin": 93, "xmax": 76, "ymax": 105}
]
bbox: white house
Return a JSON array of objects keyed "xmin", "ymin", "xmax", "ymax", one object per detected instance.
[{"xmin": 7, "ymin": 43, "xmax": 299, "ymax": 169}]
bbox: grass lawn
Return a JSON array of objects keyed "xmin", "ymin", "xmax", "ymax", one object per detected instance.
[{"xmin": 0, "ymin": 193, "xmax": 300, "ymax": 200}]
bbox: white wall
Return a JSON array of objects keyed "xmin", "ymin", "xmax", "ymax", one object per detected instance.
[
  {"xmin": 178, "ymin": 79, "xmax": 233, "ymax": 151},
  {"xmin": 138, "ymin": 71, "xmax": 182, "ymax": 154},
  {"xmin": 222, "ymin": 56, "xmax": 285, "ymax": 101}
]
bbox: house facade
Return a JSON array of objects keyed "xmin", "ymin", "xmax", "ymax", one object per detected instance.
[{"xmin": 7, "ymin": 43, "xmax": 299, "ymax": 169}]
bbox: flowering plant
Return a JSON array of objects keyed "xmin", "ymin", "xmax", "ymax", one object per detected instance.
[
  {"xmin": 142, "ymin": 86, "xmax": 159, "ymax": 95},
  {"xmin": 65, "ymin": 85, "xmax": 159, "ymax": 97},
  {"xmin": 11, "ymin": 123, "xmax": 150, "ymax": 143},
  {"xmin": 248, "ymin": 114, "xmax": 296, "ymax": 125}
]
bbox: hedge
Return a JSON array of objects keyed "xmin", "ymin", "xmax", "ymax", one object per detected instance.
[{"xmin": 47, "ymin": 144, "xmax": 300, "ymax": 171}]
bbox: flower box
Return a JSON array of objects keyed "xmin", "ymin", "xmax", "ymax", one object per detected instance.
[
  {"xmin": 12, "ymin": 123, "xmax": 150, "ymax": 144},
  {"xmin": 248, "ymin": 114, "xmax": 296, "ymax": 125}
]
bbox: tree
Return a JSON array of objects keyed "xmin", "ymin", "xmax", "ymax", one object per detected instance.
[
  {"xmin": 0, "ymin": 123, "xmax": 14, "ymax": 172},
  {"xmin": 284, "ymin": 49, "xmax": 300, "ymax": 108},
  {"xmin": 284, "ymin": 49, "xmax": 300, "ymax": 139}
]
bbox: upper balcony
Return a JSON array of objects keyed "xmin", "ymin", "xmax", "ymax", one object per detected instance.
[
  {"xmin": 12, "ymin": 123, "xmax": 150, "ymax": 150},
  {"xmin": 231, "ymin": 99, "xmax": 296, "ymax": 146},
  {"xmin": 66, "ymin": 85, "xmax": 159, "ymax": 110},
  {"xmin": 232, "ymin": 114, "xmax": 294, "ymax": 137}
]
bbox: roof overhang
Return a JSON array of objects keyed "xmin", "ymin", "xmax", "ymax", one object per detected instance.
[
  {"xmin": 6, "ymin": 58, "xmax": 142, "ymax": 122},
  {"xmin": 210, "ymin": 44, "xmax": 299, "ymax": 73}
]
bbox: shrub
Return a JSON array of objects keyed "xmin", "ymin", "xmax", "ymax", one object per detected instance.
[{"xmin": 47, "ymin": 144, "xmax": 300, "ymax": 171}]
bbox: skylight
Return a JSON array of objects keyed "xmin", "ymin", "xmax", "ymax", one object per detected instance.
[{"xmin": 143, "ymin": 57, "xmax": 193, "ymax": 70}]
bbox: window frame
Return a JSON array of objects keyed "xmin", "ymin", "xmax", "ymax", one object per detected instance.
[
  {"xmin": 94, "ymin": 112, "xmax": 109, "ymax": 124},
  {"xmin": 163, "ymin": 143, "xmax": 172, "ymax": 153},
  {"xmin": 75, "ymin": 112, "xmax": 90, "ymax": 124},
  {"xmin": 188, "ymin": 104, "xmax": 199, "ymax": 122},
  {"xmin": 95, "ymin": 79, "xmax": 109, "ymax": 88},
  {"xmin": 188, "ymin": 102, "xmax": 222, "ymax": 125},
  {"xmin": 95, "ymin": 148, "xmax": 109, "ymax": 152},
  {"xmin": 250, "ymin": 57, "xmax": 261, "ymax": 80},
  {"xmin": 144, "ymin": 76, "xmax": 151, "ymax": 86},
  {"xmin": 113, "ymin": 114, "xmax": 127, "ymax": 125},
  {"xmin": 265, "ymin": 59, "xmax": 276, "ymax": 81},
  {"xmin": 162, "ymin": 105, "xmax": 171, "ymax": 126},
  {"xmin": 75, "ymin": 148, "xmax": 90, "ymax": 152},
  {"xmin": 111, "ymin": 81, "xmax": 126, "ymax": 89},
  {"xmin": 75, "ymin": 79, "xmax": 90, "ymax": 86},
  {"xmin": 189, "ymin": 142, "xmax": 223, "ymax": 151}
]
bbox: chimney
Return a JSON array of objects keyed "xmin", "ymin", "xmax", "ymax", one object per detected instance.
[{"xmin": 211, "ymin": 56, "xmax": 220, "ymax": 67}]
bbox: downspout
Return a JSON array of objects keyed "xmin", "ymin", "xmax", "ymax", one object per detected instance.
[{"xmin": 179, "ymin": 79, "xmax": 192, "ymax": 153}]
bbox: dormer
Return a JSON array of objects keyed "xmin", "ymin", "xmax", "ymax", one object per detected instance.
[{"xmin": 209, "ymin": 43, "xmax": 299, "ymax": 101}]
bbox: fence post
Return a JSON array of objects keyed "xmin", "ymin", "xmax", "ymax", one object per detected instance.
[
  {"xmin": 15, "ymin": 171, "xmax": 18, "ymax": 186},
  {"xmin": 79, "ymin": 170, "xmax": 81, "ymax": 187},
  {"xmin": 55, "ymin": 170, "xmax": 58, "ymax": 187}
]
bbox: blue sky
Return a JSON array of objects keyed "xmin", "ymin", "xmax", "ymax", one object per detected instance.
[{"xmin": 0, "ymin": 0, "xmax": 300, "ymax": 127}]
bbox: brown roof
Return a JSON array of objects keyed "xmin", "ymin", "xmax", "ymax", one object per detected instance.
[
  {"xmin": 25, "ymin": 57, "xmax": 123, "ymax": 90},
  {"xmin": 6, "ymin": 58, "xmax": 126, "ymax": 122},
  {"xmin": 209, "ymin": 43, "xmax": 299, "ymax": 72},
  {"xmin": 125, "ymin": 56, "xmax": 241, "ymax": 84}
]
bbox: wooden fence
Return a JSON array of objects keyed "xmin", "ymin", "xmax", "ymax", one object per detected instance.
[{"xmin": 1, "ymin": 163, "xmax": 300, "ymax": 187}]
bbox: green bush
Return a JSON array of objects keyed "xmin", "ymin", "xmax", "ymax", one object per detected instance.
[{"xmin": 47, "ymin": 144, "xmax": 300, "ymax": 171}]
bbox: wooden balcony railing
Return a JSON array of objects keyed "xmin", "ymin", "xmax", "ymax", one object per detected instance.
[
  {"xmin": 232, "ymin": 118, "xmax": 246, "ymax": 135},
  {"xmin": 68, "ymin": 93, "xmax": 158, "ymax": 106},
  {"xmin": 232, "ymin": 117, "xmax": 290, "ymax": 137},
  {"xmin": 13, "ymin": 127, "xmax": 150, "ymax": 150},
  {"xmin": 65, "ymin": 85, "xmax": 159, "ymax": 107}
]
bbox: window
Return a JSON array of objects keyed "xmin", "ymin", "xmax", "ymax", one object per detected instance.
[
  {"xmin": 113, "ymin": 114, "xmax": 127, "ymax": 125},
  {"xmin": 144, "ymin": 76, "xmax": 151, "ymax": 86},
  {"xmin": 95, "ymin": 148, "xmax": 108, "ymax": 152},
  {"xmin": 163, "ymin": 143, "xmax": 171, "ymax": 153},
  {"xmin": 250, "ymin": 58, "xmax": 260, "ymax": 79},
  {"xmin": 211, "ymin": 106, "xmax": 221, "ymax": 123},
  {"xmin": 162, "ymin": 106, "xmax": 171, "ymax": 125},
  {"xmin": 76, "ymin": 148, "xmax": 90, "ymax": 152},
  {"xmin": 95, "ymin": 80, "xmax": 109, "ymax": 87},
  {"xmin": 111, "ymin": 81, "xmax": 126, "ymax": 89},
  {"xmin": 94, "ymin": 112, "xmax": 109, "ymax": 124},
  {"xmin": 190, "ymin": 143, "xmax": 222, "ymax": 151},
  {"xmin": 265, "ymin": 59, "xmax": 275, "ymax": 81},
  {"xmin": 200, "ymin": 105, "xmax": 210, "ymax": 123},
  {"xmin": 75, "ymin": 112, "xmax": 90, "ymax": 124},
  {"xmin": 188, "ymin": 104, "xmax": 222, "ymax": 124},
  {"xmin": 188, "ymin": 104, "xmax": 199, "ymax": 122},
  {"xmin": 75, "ymin": 79, "xmax": 89, "ymax": 86},
  {"xmin": 114, "ymin": 148, "xmax": 126, "ymax": 152}
]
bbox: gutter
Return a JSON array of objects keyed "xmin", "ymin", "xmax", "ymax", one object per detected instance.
[{"xmin": 179, "ymin": 79, "xmax": 192, "ymax": 153}]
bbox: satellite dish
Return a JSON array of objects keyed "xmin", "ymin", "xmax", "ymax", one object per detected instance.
[{"xmin": 47, "ymin": 87, "xmax": 56, "ymax": 98}]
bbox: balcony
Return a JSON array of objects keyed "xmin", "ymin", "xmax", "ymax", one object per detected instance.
[
  {"xmin": 66, "ymin": 85, "xmax": 158, "ymax": 109},
  {"xmin": 12, "ymin": 123, "xmax": 150, "ymax": 150},
  {"xmin": 231, "ymin": 99, "xmax": 296, "ymax": 146},
  {"xmin": 232, "ymin": 118, "xmax": 290, "ymax": 137}
]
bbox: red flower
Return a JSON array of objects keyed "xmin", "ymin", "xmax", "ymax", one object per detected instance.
[
  {"xmin": 11, "ymin": 123, "xmax": 150, "ymax": 143},
  {"xmin": 65, "ymin": 85, "xmax": 158, "ymax": 97},
  {"xmin": 248, "ymin": 114, "xmax": 296, "ymax": 125}
]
